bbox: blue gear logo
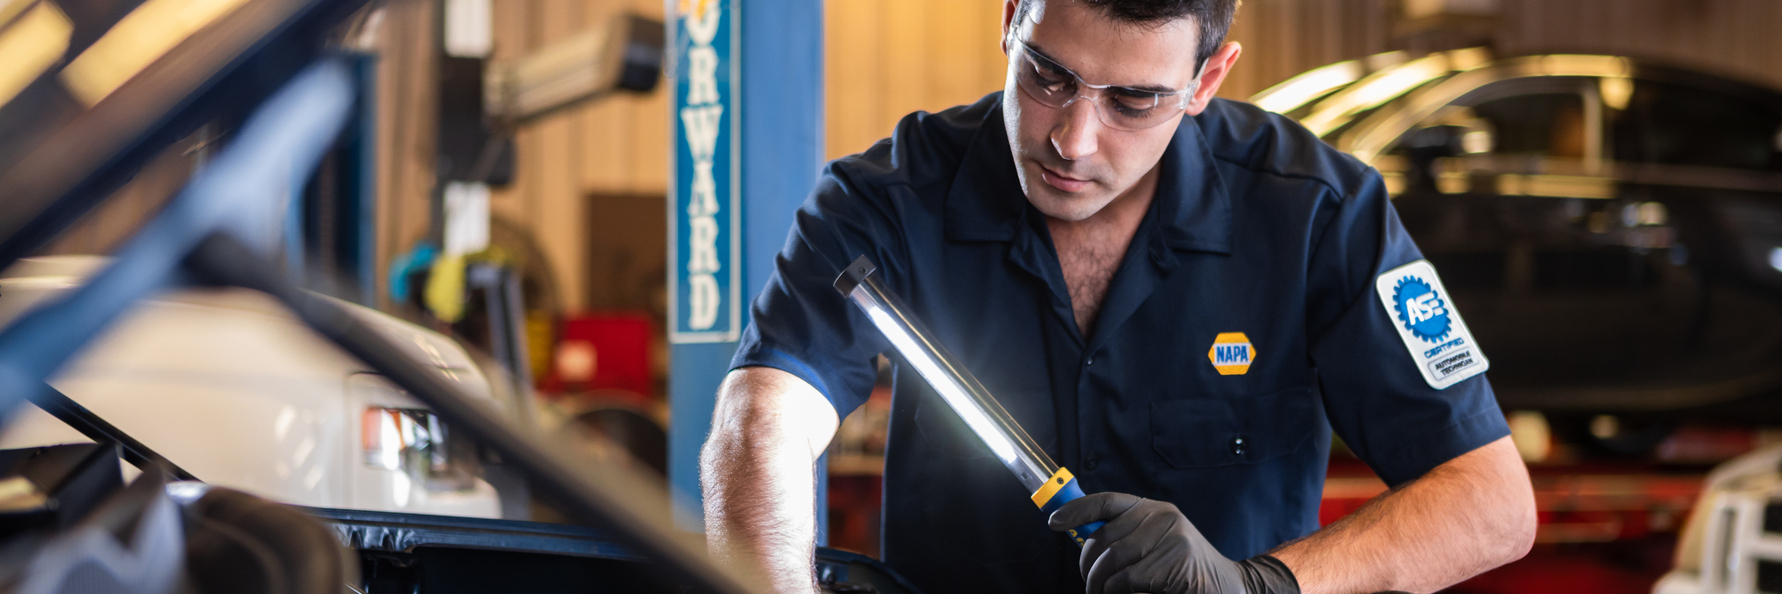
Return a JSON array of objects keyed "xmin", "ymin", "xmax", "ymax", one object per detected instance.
[{"xmin": 1393, "ymin": 276, "xmax": 1451, "ymax": 343}]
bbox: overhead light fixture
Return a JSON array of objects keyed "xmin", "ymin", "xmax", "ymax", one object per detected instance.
[
  {"xmin": 0, "ymin": 0, "xmax": 36, "ymax": 27},
  {"xmin": 0, "ymin": 1, "xmax": 71, "ymax": 108},
  {"xmin": 60, "ymin": 0, "xmax": 254, "ymax": 106},
  {"xmin": 1600, "ymin": 76, "xmax": 1634, "ymax": 111}
]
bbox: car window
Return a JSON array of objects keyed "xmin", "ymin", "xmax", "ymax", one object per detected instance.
[
  {"xmin": 1376, "ymin": 80, "xmax": 1598, "ymax": 197},
  {"xmin": 1470, "ymin": 93, "xmax": 1588, "ymax": 158},
  {"xmin": 1612, "ymin": 79, "xmax": 1782, "ymax": 171}
]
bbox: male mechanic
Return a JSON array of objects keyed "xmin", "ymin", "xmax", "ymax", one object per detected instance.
[{"xmin": 701, "ymin": 0, "xmax": 1537, "ymax": 593}]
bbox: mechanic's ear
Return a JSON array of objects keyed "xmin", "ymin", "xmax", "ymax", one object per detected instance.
[
  {"xmin": 1185, "ymin": 41, "xmax": 1243, "ymax": 116},
  {"xmin": 1000, "ymin": 0, "xmax": 1020, "ymax": 54}
]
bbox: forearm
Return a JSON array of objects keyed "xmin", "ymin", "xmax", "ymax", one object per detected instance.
[
  {"xmin": 702, "ymin": 422, "xmax": 822, "ymax": 592},
  {"xmin": 1271, "ymin": 437, "xmax": 1536, "ymax": 594},
  {"xmin": 700, "ymin": 368, "xmax": 839, "ymax": 594}
]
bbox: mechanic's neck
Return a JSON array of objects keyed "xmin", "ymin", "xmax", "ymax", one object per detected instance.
[{"xmin": 1044, "ymin": 163, "xmax": 1161, "ymax": 336}]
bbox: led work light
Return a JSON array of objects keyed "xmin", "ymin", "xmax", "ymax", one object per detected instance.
[{"xmin": 834, "ymin": 255, "xmax": 1105, "ymax": 546}]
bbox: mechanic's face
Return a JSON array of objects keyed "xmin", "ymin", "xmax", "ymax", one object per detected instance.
[{"xmin": 999, "ymin": 0, "xmax": 1229, "ymax": 222}]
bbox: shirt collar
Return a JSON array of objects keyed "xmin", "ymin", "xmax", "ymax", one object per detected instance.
[{"xmin": 943, "ymin": 99, "xmax": 1232, "ymax": 255}]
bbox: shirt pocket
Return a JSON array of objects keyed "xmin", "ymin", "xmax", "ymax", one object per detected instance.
[{"xmin": 1149, "ymin": 387, "xmax": 1317, "ymax": 469}]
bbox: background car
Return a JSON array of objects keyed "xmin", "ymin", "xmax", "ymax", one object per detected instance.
[{"xmin": 1256, "ymin": 49, "xmax": 1782, "ymax": 451}]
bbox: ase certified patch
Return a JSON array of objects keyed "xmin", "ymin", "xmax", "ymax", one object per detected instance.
[
  {"xmin": 1206, "ymin": 332, "xmax": 1255, "ymax": 375},
  {"xmin": 1374, "ymin": 260, "xmax": 1488, "ymax": 389}
]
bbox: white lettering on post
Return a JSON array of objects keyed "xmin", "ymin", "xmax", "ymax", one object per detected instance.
[
  {"xmin": 680, "ymin": 3, "xmax": 724, "ymax": 331},
  {"xmin": 687, "ymin": 274, "xmax": 721, "ymax": 330},
  {"xmin": 687, "ymin": 217, "xmax": 720, "ymax": 275},
  {"xmin": 685, "ymin": 47, "xmax": 721, "ymax": 106},
  {"xmin": 685, "ymin": 2, "xmax": 720, "ymax": 45}
]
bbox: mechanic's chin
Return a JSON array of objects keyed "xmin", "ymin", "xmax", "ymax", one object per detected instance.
[{"xmin": 1023, "ymin": 165, "xmax": 1109, "ymax": 222}]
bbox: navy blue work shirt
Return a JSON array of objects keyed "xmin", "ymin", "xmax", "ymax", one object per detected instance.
[{"xmin": 731, "ymin": 92, "xmax": 1509, "ymax": 594}]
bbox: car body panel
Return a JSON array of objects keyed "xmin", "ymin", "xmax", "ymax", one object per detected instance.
[{"xmin": 0, "ymin": 256, "xmax": 501, "ymax": 517}]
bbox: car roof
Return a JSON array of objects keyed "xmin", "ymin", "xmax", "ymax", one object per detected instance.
[{"xmin": 1251, "ymin": 48, "xmax": 1782, "ymax": 165}]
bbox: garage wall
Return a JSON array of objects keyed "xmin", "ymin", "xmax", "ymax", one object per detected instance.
[
  {"xmin": 373, "ymin": 0, "xmax": 438, "ymax": 311},
  {"xmin": 1496, "ymin": 0, "xmax": 1782, "ymax": 89},
  {"xmin": 367, "ymin": 0, "xmax": 1782, "ymax": 314},
  {"xmin": 825, "ymin": 0, "xmax": 1011, "ymax": 159},
  {"xmin": 28, "ymin": 0, "xmax": 1782, "ymax": 317},
  {"xmin": 35, "ymin": 138, "xmax": 196, "ymax": 257},
  {"xmin": 1229, "ymin": 0, "xmax": 1782, "ymax": 100},
  {"xmin": 368, "ymin": 0, "xmax": 670, "ymax": 314},
  {"xmin": 822, "ymin": 0, "xmax": 1396, "ymax": 160},
  {"xmin": 822, "ymin": 0, "xmax": 1782, "ymax": 160},
  {"xmin": 487, "ymin": 0, "xmax": 669, "ymax": 313}
]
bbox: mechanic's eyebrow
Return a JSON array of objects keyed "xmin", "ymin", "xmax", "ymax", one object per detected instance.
[{"xmin": 1024, "ymin": 41, "xmax": 1180, "ymax": 94}]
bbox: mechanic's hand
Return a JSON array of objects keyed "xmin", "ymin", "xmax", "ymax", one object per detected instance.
[{"xmin": 1049, "ymin": 492, "xmax": 1299, "ymax": 594}]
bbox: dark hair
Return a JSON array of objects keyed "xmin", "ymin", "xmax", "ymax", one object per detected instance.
[{"xmin": 1013, "ymin": 0, "xmax": 1241, "ymax": 74}]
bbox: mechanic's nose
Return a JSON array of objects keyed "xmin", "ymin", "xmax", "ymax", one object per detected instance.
[{"xmin": 1051, "ymin": 99, "xmax": 1099, "ymax": 161}]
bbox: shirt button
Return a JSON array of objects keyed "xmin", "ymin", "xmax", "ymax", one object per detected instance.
[
  {"xmin": 1084, "ymin": 357, "xmax": 1094, "ymax": 367},
  {"xmin": 1083, "ymin": 454, "xmax": 1100, "ymax": 471},
  {"xmin": 1230, "ymin": 437, "xmax": 1246, "ymax": 456}
]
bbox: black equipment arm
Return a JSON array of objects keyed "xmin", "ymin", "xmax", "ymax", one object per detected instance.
[{"xmin": 27, "ymin": 383, "xmax": 199, "ymax": 482}]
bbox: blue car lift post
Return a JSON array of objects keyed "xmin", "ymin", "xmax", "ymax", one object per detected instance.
[{"xmin": 665, "ymin": 0, "xmax": 828, "ymax": 538}]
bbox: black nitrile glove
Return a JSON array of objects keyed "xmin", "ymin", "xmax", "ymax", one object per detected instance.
[{"xmin": 1049, "ymin": 492, "xmax": 1300, "ymax": 594}]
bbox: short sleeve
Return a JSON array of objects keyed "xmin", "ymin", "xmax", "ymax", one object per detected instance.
[
  {"xmin": 730, "ymin": 161, "xmax": 903, "ymax": 417},
  {"xmin": 1305, "ymin": 170, "xmax": 1510, "ymax": 487}
]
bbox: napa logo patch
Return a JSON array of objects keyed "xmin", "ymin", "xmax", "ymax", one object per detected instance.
[
  {"xmin": 1375, "ymin": 260, "xmax": 1488, "ymax": 389},
  {"xmin": 1206, "ymin": 332, "xmax": 1255, "ymax": 375}
]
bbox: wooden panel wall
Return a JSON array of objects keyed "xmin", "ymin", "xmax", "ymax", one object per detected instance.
[
  {"xmin": 373, "ymin": 0, "xmax": 439, "ymax": 311},
  {"xmin": 364, "ymin": 0, "xmax": 668, "ymax": 313},
  {"xmin": 1224, "ymin": 0, "xmax": 1782, "ymax": 100},
  {"xmin": 361, "ymin": 0, "xmax": 1782, "ymax": 313},
  {"xmin": 486, "ymin": 0, "xmax": 668, "ymax": 313},
  {"xmin": 31, "ymin": 0, "xmax": 1782, "ymax": 317},
  {"xmin": 1496, "ymin": 0, "xmax": 1782, "ymax": 90},
  {"xmin": 825, "ymin": 0, "xmax": 1010, "ymax": 159},
  {"xmin": 820, "ymin": 0, "xmax": 1782, "ymax": 159},
  {"xmin": 36, "ymin": 137, "xmax": 196, "ymax": 257},
  {"xmin": 1221, "ymin": 0, "xmax": 1393, "ymax": 102},
  {"xmin": 822, "ymin": 0, "xmax": 1399, "ymax": 160}
]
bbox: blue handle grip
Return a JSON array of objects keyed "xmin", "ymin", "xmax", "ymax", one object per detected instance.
[{"xmin": 1033, "ymin": 467, "xmax": 1105, "ymax": 547}]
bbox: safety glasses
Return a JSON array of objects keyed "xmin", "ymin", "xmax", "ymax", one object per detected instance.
[{"xmin": 1008, "ymin": 37, "xmax": 1203, "ymax": 131}]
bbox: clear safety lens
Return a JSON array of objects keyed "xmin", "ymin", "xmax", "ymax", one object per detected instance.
[{"xmin": 1011, "ymin": 40, "xmax": 1195, "ymax": 131}]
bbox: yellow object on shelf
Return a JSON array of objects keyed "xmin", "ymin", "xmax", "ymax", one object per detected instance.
[{"xmin": 425, "ymin": 253, "xmax": 468, "ymax": 323}]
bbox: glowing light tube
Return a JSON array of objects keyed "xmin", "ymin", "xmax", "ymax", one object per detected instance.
[{"xmin": 833, "ymin": 256, "xmax": 1056, "ymax": 493}]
